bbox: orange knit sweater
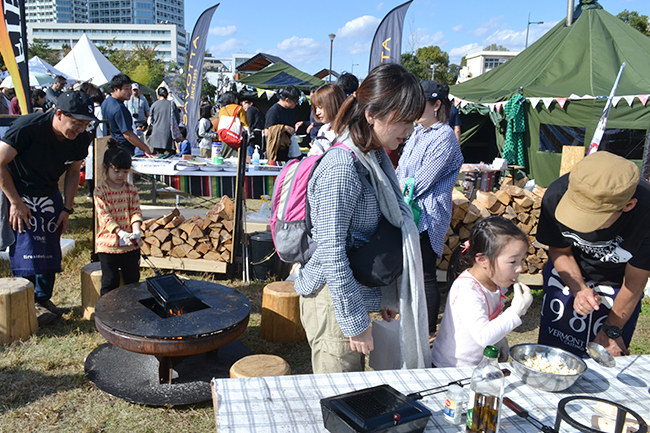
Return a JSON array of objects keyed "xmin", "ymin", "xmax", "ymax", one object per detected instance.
[{"xmin": 94, "ymin": 181, "xmax": 143, "ymax": 254}]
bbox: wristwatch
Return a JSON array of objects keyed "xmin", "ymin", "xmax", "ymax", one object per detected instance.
[
  {"xmin": 602, "ymin": 323, "xmax": 623, "ymax": 339},
  {"xmin": 62, "ymin": 207, "xmax": 74, "ymax": 214}
]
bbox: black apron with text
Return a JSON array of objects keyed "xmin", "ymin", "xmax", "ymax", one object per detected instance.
[
  {"xmin": 9, "ymin": 193, "xmax": 63, "ymax": 276},
  {"xmin": 537, "ymin": 259, "xmax": 642, "ymax": 357}
]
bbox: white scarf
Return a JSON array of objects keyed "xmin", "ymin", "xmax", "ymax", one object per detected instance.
[{"xmin": 339, "ymin": 130, "xmax": 430, "ymax": 369}]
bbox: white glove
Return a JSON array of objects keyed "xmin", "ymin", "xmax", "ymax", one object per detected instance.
[
  {"xmin": 117, "ymin": 229, "xmax": 132, "ymax": 243},
  {"xmin": 495, "ymin": 337, "xmax": 510, "ymax": 362},
  {"xmin": 509, "ymin": 282, "xmax": 533, "ymax": 317},
  {"xmin": 130, "ymin": 230, "xmax": 142, "ymax": 242}
]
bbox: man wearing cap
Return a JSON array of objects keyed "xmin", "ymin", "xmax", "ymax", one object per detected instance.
[
  {"xmin": 101, "ymin": 73, "xmax": 152, "ymax": 157},
  {"xmin": 537, "ymin": 151, "xmax": 650, "ymax": 358},
  {"xmin": 127, "ymin": 83, "xmax": 150, "ymax": 154},
  {"xmin": 0, "ymin": 91, "xmax": 97, "ymax": 326},
  {"xmin": 44, "ymin": 75, "xmax": 67, "ymax": 110}
]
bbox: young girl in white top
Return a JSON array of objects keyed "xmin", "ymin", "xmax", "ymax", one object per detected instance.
[
  {"xmin": 307, "ymin": 84, "xmax": 345, "ymax": 156},
  {"xmin": 431, "ymin": 216, "xmax": 533, "ymax": 367}
]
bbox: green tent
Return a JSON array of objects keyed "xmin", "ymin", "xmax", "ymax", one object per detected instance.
[
  {"xmin": 450, "ymin": 0, "xmax": 650, "ymax": 186},
  {"xmin": 238, "ymin": 62, "xmax": 326, "ymax": 92}
]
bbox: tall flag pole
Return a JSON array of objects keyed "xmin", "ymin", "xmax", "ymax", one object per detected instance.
[
  {"xmin": 586, "ymin": 62, "xmax": 626, "ymax": 155},
  {"xmin": 183, "ymin": 4, "xmax": 219, "ymax": 152},
  {"xmin": 0, "ymin": 0, "xmax": 31, "ymax": 114},
  {"xmin": 368, "ymin": 0, "xmax": 413, "ymax": 73}
]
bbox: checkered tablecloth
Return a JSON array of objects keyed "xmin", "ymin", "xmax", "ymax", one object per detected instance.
[{"xmin": 211, "ymin": 355, "xmax": 650, "ymax": 433}]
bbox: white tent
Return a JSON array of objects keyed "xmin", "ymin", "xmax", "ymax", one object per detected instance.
[
  {"xmin": 28, "ymin": 56, "xmax": 76, "ymax": 82},
  {"xmin": 156, "ymin": 80, "xmax": 183, "ymax": 107},
  {"xmin": 54, "ymin": 34, "xmax": 122, "ymax": 86}
]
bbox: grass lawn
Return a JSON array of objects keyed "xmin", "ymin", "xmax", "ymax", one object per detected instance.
[{"xmin": 0, "ymin": 178, "xmax": 648, "ymax": 432}]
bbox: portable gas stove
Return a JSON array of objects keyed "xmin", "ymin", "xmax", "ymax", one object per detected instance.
[{"xmin": 85, "ymin": 278, "xmax": 251, "ymax": 406}]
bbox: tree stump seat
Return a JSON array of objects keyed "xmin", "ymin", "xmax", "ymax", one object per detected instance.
[
  {"xmin": 260, "ymin": 281, "xmax": 306, "ymax": 342},
  {"xmin": 229, "ymin": 354, "xmax": 291, "ymax": 378},
  {"xmin": 0, "ymin": 278, "xmax": 38, "ymax": 345}
]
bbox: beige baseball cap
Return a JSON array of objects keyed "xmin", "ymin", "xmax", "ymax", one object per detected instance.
[{"xmin": 555, "ymin": 151, "xmax": 639, "ymax": 233}]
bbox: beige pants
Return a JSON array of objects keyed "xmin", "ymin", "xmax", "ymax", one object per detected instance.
[
  {"xmin": 200, "ymin": 147, "xmax": 211, "ymax": 158},
  {"xmin": 299, "ymin": 284, "xmax": 365, "ymax": 374}
]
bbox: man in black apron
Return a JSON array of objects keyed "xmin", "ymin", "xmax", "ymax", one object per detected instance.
[
  {"xmin": 0, "ymin": 91, "xmax": 96, "ymax": 325},
  {"xmin": 537, "ymin": 151, "xmax": 650, "ymax": 358}
]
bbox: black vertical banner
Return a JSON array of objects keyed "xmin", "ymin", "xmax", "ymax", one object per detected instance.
[
  {"xmin": 183, "ymin": 4, "xmax": 219, "ymax": 151},
  {"xmin": 0, "ymin": 0, "xmax": 31, "ymax": 114},
  {"xmin": 368, "ymin": 0, "xmax": 413, "ymax": 74}
]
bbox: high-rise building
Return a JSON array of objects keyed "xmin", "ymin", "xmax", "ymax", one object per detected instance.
[
  {"xmin": 26, "ymin": 0, "xmax": 88, "ymax": 23},
  {"xmin": 26, "ymin": 0, "xmax": 184, "ymax": 27}
]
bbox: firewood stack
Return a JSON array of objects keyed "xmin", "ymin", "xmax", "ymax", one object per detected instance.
[
  {"xmin": 141, "ymin": 196, "xmax": 235, "ymax": 262},
  {"xmin": 440, "ymin": 176, "xmax": 549, "ymax": 275}
]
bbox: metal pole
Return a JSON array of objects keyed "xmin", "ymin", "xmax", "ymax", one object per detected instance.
[
  {"xmin": 567, "ymin": 0, "xmax": 574, "ymax": 27},
  {"xmin": 526, "ymin": 12, "xmax": 531, "ymax": 49},
  {"xmin": 328, "ymin": 33, "xmax": 336, "ymax": 83}
]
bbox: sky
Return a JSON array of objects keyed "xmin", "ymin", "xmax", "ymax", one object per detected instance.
[{"xmin": 184, "ymin": 0, "xmax": 649, "ymax": 80}]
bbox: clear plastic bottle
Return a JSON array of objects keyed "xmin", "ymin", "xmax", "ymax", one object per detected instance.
[
  {"xmin": 466, "ymin": 346, "xmax": 504, "ymax": 433},
  {"xmin": 443, "ymin": 384, "xmax": 464, "ymax": 425},
  {"xmin": 252, "ymin": 145, "xmax": 260, "ymax": 165}
]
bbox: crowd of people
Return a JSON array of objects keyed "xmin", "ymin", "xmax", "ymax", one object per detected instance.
[{"xmin": 0, "ymin": 65, "xmax": 647, "ymax": 375}]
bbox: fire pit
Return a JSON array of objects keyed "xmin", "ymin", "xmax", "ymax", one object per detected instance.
[{"xmin": 85, "ymin": 279, "xmax": 251, "ymax": 406}]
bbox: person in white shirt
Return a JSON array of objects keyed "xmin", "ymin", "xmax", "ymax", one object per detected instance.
[{"xmin": 431, "ymin": 216, "xmax": 533, "ymax": 367}]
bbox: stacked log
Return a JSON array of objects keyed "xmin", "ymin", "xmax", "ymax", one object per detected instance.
[
  {"xmin": 141, "ymin": 196, "xmax": 235, "ymax": 262},
  {"xmin": 439, "ymin": 176, "xmax": 549, "ymax": 275}
]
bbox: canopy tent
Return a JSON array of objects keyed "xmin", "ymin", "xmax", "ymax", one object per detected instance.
[
  {"xmin": 54, "ymin": 34, "xmax": 122, "ymax": 86},
  {"xmin": 450, "ymin": 0, "xmax": 650, "ymax": 186},
  {"xmin": 238, "ymin": 62, "xmax": 326, "ymax": 92},
  {"xmin": 28, "ymin": 56, "xmax": 76, "ymax": 82}
]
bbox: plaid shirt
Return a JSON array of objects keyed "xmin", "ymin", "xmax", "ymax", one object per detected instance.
[
  {"xmin": 294, "ymin": 147, "xmax": 383, "ymax": 337},
  {"xmin": 396, "ymin": 122, "xmax": 463, "ymax": 255}
]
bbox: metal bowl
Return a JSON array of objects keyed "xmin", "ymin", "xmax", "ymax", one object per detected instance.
[{"xmin": 509, "ymin": 344, "xmax": 588, "ymax": 392}]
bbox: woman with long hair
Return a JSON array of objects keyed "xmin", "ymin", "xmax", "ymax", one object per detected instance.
[
  {"xmin": 294, "ymin": 63, "xmax": 430, "ymax": 373},
  {"xmin": 396, "ymin": 81, "xmax": 464, "ymax": 341},
  {"xmin": 307, "ymin": 83, "xmax": 345, "ymax": 156}
]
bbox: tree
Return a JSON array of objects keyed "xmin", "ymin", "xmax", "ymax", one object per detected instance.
[
  {"xmin": 28, "ymin": 39, "xmax": 61, "ymax": 66},
  {"xmin": 401, "ymin": 45, "xmax": 458, "ymax": 85},
  {"xmin": 483, "ymin": 43, "xmax": 510, "ymax": 51},
  {"xmin": 617, "ymin": 10, "xmax": 650, "ymax": 36}
]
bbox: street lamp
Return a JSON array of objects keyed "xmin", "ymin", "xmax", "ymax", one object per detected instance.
[
  {"xmin": 526, "ymin": 11, "xmax": 544, "ymax": 49},
  {"xmin": 351, "ymin": 63, "xmax": 359, "ymax": 74},
  {"xmin": 328, "ymin": 33, "xmax": 336, "ymax": 82}
]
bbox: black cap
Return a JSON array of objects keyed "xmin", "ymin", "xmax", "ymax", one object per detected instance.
[
  {"xmin": 55, "ymin": 91, "xmax": 97, "ymax": 122},
  {"xmin": 420, "ymin": 80, "xmax": 448, "ymax": 101}
]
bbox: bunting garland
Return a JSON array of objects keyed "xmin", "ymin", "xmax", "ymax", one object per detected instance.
[{"xmin": 450, "ymin": 93, "xmax": 650, "ymax": 112}]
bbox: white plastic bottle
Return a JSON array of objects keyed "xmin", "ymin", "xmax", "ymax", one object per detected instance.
[
  {"xmin": 466, "ymin": 345, "xmax": 505, "ymax": 433},
  {"xmin": 443, "ymin": 384, "xmax": 464, "ymax": 425},
  {"xmin": 252, "ymin": 146, "xmax": 260, "ymax": 165},
  {"xmin": 212, "ymin": 142, "xmax": 222, "ymax": 164}
]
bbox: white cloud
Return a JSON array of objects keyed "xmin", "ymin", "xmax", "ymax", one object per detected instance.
[
  {"xmin": 472, "ymin": 16, "xmax": 504, "ymax": 37},
  {"xmin": 376, "ymin": 2, "xmax": 384, "ymax": 11},
  {"xmin": 271, "ymin": 36, "xmax": 322, "ymax": 64},
  {"xmin": 209, "ymin": 25, "xmax": 236, "ymax": 37},
  {"xmin": 452, "ymin": 24, "xmax": 463, "ymax": 32},
  {"xmin": 337, "ymin": 15, "xmax": 381, "ymax": 40},
  {"xmin": 348, "ymin": 41, "xmax": 371, "ymax": 55},
  {"xmin": 482, "ymin": 22, "xmax": 554, "ymax": 52},
  {"xmin": 449, "ymin": 43, "xmax": 480, "ymax": 63},
  {"xmin": 409, "ymin": 28, "xmax": 447, "ymax": 50},
  {"xmin": 209, "ymin": 38, "xmax": 249, "ymax": 56}
]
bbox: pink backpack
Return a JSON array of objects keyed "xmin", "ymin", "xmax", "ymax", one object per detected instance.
[{"xmin": 271, "ymin": 144, "xmax": 365, "ymax": 264}]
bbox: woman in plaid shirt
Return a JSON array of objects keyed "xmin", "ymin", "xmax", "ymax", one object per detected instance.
[
  {"xmin": 396, "ymin": 81, "xmax": 464, "ymax": 340},
  {"xmin": 295, "ymin": 64, "xmax": 428, "ymax": 373}
]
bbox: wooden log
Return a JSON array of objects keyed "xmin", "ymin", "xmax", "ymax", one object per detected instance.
[
  {"xmin": 180, "ymin": 232, "xmax": 188, "ymax": 241},
  {"xmin": 195, "ymin": 242, "xmax": 210, "ymax": 255},
  {"xmin": 459, "ymin": 226, "xmax": 471, "ymax": 240},
  {"xmin": 530, "ymin": 208, "xmax": 541, "ymax": 218},
  {"xmin": 142, "ymin": 218, "xmax": 158, "ymax": 231},
  {"xmin": 222, "ymin": 219, "xmax": 234, "ymax": 233},
  {"xmin": 514, "ymin": 196, "xmax": 534, "ymax": 209},
  {"xmin": 471, "ymin": 199, "xmax": 491, "ymax": 219},
  {"xmin": 514, "ymin": 176, "xmax": 529, "ymax": 189},
  {"xmin": 229, "ymin": 354, "xmax": 291, "ymax": 379},
  {"xmin": 164, "ymin": 215, "xmax": 185, "ymax": 229},
  {"xmin": 219, "ymin": 196, "xmax": 235, "ymax": 220},
  {"xmin": 140, "ymin": 241, "xmax": 151, "ymax": 256},
  {"xmin": 206, "ymin": 203, "xmax": 224, "ymax": 223},
  {"xmin": 186, "ymin": 250, "xmax": 202, "ymax": 259},
  {"xmin": 447, "ymin": 234, "xmax": 460, "ymax": 251},
  {"xmin": 260, "ymin": 282, "xmax": 306, "ymax": 342},
  {"xmin": 171, "ymin": 244, "xmax": 193, "ymax": 258},
  {"xmin": 502, "ymin": 206, "xmax": 517, "ymax": 220},
  {"xmin": 452, "ymin": 189, "xmax": 470, "ymax": 211},
  {"xmin": 145, "ymin": 235, "xmax": 160, "ymax": 248},
  {"xmin": 452, "ymin": 205, "xmax": 468, "ymax": 222},
  {"xmin": 160, "ymin": 240, "xmax": 173, "ymax": 252},
  {"xmin": 495, "ymin": 189, "xmax": 511, "ymax": 206},
  {"xmin": 221, "ymin": 250, "xmax": 231, "ymax": 262},
  {"xmin": 0, "ymin": 278, "xmax": 38, "ymax": 343},
  {"xmin": 81, "ymin": 263, "xmax": 102, "ymax": 321},
  {"xmin": 518, "ymin": 222, "xmax": 533, "ymax": 234},
  {"xmin": 517, "ymin": 213, "xmax": 530, "ymax": 224},
  {"xmin": 463, "ymin": 203, "xmax": 481, "ymax": 224},
  {"xmin": 156, "ymin": 208, "xmax": 180, "ymax": 226},
  {"xmin": 533, "ymin": 197, "xmax": 543, "ymax": 209},
  {"xmin": 172, "ymin": 236, "xmax": 184, "ymax": 246},
  {"xmin": 185, "ymin": 237, "xmax": 197, "ymax": 247},
  {"xmin": 489, "ymin": 201, "xmax": 506, "ymax": 215},
  {"xmin": 204, "ymin": 251, "xmax": 223, "ymax": 261},
  {"xmin": 502, "ymin": 184, "xmax": 525, "ymax": 198},
  {"xmin": 476, "ymin": 191, "xmax": 498, "ymax": 209},
  {"xmin": 153, "ymin": 228, "xmax": 171, "ymax": 243},
  {"xmin": 150, "ymin": 244, "xmax": 164, "ymax": 258}
]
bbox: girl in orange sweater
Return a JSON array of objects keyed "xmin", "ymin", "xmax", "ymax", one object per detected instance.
[{"xmin": 94, "ymin": 139, "xmax": 143, "ymax": 296}]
